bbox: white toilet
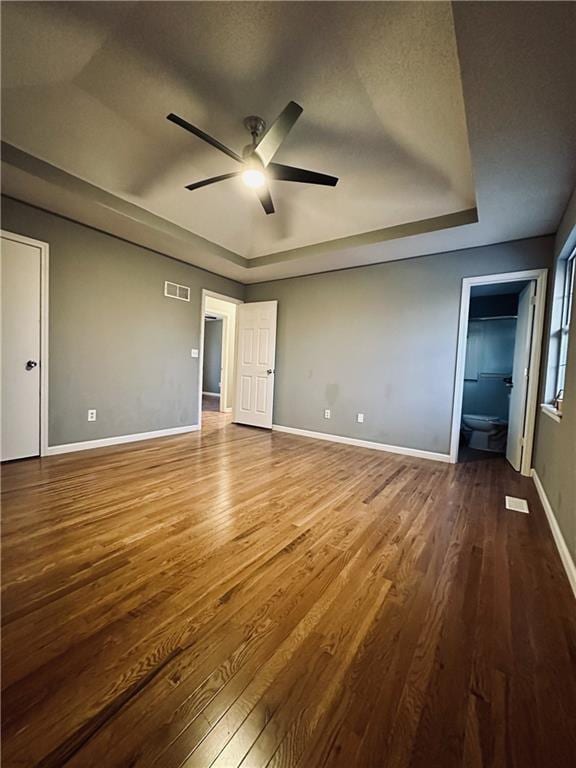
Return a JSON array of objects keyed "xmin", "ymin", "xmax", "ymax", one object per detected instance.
[{"xmin": 461, "ymin": 414, "xmax": 508, "ymax": 452}]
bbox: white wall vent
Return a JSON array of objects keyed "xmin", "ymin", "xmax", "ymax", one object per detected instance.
[{"xmin": 164, "ymin": 281, "xmax": 190, "ymax": 302}]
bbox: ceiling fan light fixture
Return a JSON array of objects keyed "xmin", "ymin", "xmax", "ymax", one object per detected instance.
[
  {"xmin": 171, "ymin": 101, "xmax": 339, "ymax": 214},
  {"xmin": 242, "ymin": 168, "xmax": 266, "ymax": 189}
]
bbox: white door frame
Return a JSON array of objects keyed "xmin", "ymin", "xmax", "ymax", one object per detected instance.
[
  {"xmin": 198, "ymin": 289, "xmax": 243, "ymax": 428},
  {"xmin": 449, "ymin": 268, "xmax": 548, "ymax": 475},
  {"xmin": 1, "ymin": 230, "xmax": 50, "ymax": 457}
]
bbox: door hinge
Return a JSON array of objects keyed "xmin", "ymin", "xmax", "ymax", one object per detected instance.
[{"xmin": 530, "ymin": 296, "xmax": 537, "ymax": 306}]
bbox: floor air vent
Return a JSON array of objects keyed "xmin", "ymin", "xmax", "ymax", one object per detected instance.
[{"xmin": 505, "ymin": 496, "xmax": 529, "ymax": 514}]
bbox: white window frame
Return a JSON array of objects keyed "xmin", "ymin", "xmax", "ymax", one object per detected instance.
[{"xmin": 542, "ymin": 249, "xmax": 575, "ymax": 421}]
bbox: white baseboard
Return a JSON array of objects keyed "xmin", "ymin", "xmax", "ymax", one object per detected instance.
[
  {"xmin": 45, "ymin": 425, "xmax": 200, "ymax": 456},
  {"xmin": 532, "ymin": 469, "xmax": 576, "ymax": 599},
  {"xmin": 271, "ymin": 424, "xmax": 451, "ymax": 463},
  {"xmin": 203, "ymin": 392, "xmax": 220, "ymax": 398}
]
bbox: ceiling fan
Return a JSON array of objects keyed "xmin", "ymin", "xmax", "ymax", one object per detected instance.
[{"xmin": 166, "ymin": 101, "xmax": 338, "ymax": 215}]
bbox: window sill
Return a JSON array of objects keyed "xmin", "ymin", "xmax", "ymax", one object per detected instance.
[{"xmin": 540, "ymin": 403, "xmax": 563, "ymax": 423}]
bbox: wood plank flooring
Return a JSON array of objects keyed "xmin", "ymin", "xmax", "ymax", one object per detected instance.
[{"xmin": 2, "ymin": 412, "xmax": 576, "ymax": 767}]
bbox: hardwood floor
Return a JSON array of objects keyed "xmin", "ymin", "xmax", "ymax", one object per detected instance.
[
  {"xmin": 202, "ymin": 394, "xmax": 223, "ymax": 413},
  {"xmin": 2, "ymin": 415, "xmax": 575, "ymax": 767}
]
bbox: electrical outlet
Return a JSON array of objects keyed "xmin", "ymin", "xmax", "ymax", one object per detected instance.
[
  {"xmin": 87, "ymin": 409, "xmax": 97, "ymax": 422},
  {"xmin": 324, "ymin": 409, "xmax": 331, "ymax": 419},
  {"xmin": 357, "ymin": 413, "xmax": 364, "ymax": 423}
]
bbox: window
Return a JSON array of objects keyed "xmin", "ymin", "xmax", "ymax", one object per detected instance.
[
  {"xmin": 557, "ymin": 251, "xmax": 575, "ymax": 396},
  {"xmin": 544, "ymin": 249, "xmax": 575, "ymax": 416}
]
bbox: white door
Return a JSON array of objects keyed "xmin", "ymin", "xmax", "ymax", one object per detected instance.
[
  {"xmin": 233, "ymin": 301, "xmax": 277, "ymax": 428},
  {"xmin": 1, "ymin": 235, "xmax": 42, "ymax": 460},
  {"xmin": 506, "ymin": 282, "xmax": 535, "ymax": 471}
]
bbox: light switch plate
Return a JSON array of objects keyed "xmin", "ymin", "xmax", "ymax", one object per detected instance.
[
  {"xmin": 324, "ymin": 409, "xmax": 331, "ymax": 419},
  {"xmin": 191, "ymin": 348, "xmax": 199, "ymax": 358},
  {"xmin": 357, "ymin": 413, "xmax": 364, "ymax": 423}
]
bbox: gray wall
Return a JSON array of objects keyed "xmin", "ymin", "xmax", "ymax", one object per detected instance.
[
  {"xmin": 1, "ymin": 196, "xmax": 244, "ymax": 446},
  {"xmin": 202, "ymin": 319, "xmax": 222, "ymax": 394},
  {"xmin": 533, "ymin": 196, "xmax": 576, "ymax": 564},
  {"xmin": 246, "ymin": 236, "xmax": 553, "ymax": 455},
  {"xmin": 555, "ymin": 187, "xmax": 576, "ymax": 261},
  {"xmin": 462, "ymin": 318, "xmax": 516, "ymax": 421}
]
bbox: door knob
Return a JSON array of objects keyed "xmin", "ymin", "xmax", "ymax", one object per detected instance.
[
  {"xmin": 26, "ymin": 360, "xmax": 38, "ymax": 370},
  {"xmin": 267, "ymin": 368, "xmax": 274, "ymax": 375}
]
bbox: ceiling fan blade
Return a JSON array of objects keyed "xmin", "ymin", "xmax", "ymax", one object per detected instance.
[
  {"xmin": 269, "ymin": 163, "xmax": 338, "ymax": 187},
  {"xmin": 167, "ymin": 113, "xmax": 244, "ymax": 164},
  {"xmin": 255, "ymin": 185, "xmax": 275, "ymax": 215},
  {"xmin": 185, "ymin": 172, "xmax": 241, "ymax": 191},
  {"xmin": 254, "ymin": 101, "xmax": 303, "ymax": 167}
]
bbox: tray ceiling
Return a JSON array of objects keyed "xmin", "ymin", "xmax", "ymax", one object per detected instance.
[
  {"xmin": 2, "ymin": 2, "xmax": 575, "ymax": 282},
  {"xmin": 2, "ymin": 2, "xmax": 474, "ymax": 256}
]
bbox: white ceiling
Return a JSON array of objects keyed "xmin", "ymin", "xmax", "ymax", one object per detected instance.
[{"xmin": 2, "ymin": 1, "xmax": 575, "ymax": 283}]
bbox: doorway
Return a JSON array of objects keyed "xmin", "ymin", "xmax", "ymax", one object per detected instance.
[
  {"xmin": 198, "ymin": 290, "xmax": 242, "ymax": 430},
  {"xmin": 450, "ymin": 269, "xmax": 547, "ymax": 475},
  {"xmin": 202, "ymin": 314, "xmax": 224, "ymax": 411},
  {"xmin": 1, "ymin": 231, "xmax": 49, "ymax": 460}
]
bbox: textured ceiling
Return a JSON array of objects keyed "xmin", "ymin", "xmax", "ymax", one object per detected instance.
[
  {"xmin": 1, "ymin": 1, "xmax": 575, "ymax": 282},
  {"xmin": 1, "ymin": 1, "xmax": 475, "ymax": 259}
]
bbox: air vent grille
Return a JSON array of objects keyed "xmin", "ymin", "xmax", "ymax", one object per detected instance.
[{"xmin": 164, "ymin": 281, "xmax": 190, "ymax": 302}]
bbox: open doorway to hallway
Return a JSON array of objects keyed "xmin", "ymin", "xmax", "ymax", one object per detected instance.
[
  {"xmin": 199, "ymin": 290, "xmax": 242, "ymax": 430},
  {"xmin": 202, "ymin": 315, "xmax": 224, "ymax": 411}
]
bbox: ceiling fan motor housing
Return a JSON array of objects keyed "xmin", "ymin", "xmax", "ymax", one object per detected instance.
[{"xmin": 244, "ymin": 115, "xmax": 266, "ymax": 140}]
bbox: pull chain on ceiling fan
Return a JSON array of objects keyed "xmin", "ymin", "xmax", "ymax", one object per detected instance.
[{"xmin": 166, "ymin": 102, "xmax": 338, "ymax": 215}]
